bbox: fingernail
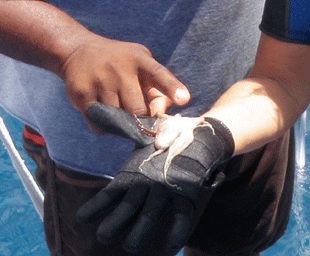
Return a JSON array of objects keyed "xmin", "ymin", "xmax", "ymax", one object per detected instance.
[{"xmin": 175, "ymin": 88, "xmax": 189, "ymax": 102}]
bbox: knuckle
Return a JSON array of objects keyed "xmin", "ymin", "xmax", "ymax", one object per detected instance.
[
  {"xmin": 149, "ymin": 62, "xmax": 169, "ymax": 79},
  {"xmin": 73, "ymin": 88, "xmax": 90, "ymax": 101},
  {"xmin": 132, "ymin": 43, "xmax": 153, "ymax": 57},
  {"xmin": 66, "ymin": 87, "xmax": 92, "ymax": 112}
]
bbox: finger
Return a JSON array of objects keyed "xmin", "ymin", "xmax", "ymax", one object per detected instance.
[
  {"xmin": 98, "ymin": 89, "xmax": 121, "ymax": 108},
  {"xmin": 66, "ymin": 79, "xmax": 98, "ymax": 114},
  {"xmin": 123, "ymin": 184, "xmax": 171, "ymax": 253},
  {"xmin": 146, "ymin": 87, "xmax": 173, "ymax": 115},
  {"xmin": 64, "ymin": 58, "xmax": 98, "ymax": 114},
  {"xmin": 119, "ymin": 77, "xmax": 149, "ymax": 116},
  {"xmin": 96, "ymin": 68, "xmax": 148, "ymax": 116},
  {"xmin": 76, "ymin": 186, "xmax": 126, "ymax": 223},
  {"xmin": 141, "ymin": 58, "xmax": 191, "ymax": 106},
  {"xmin": 166, "ymin": 197, "xmax": 194, "ymax": 255},
  {"xmin": 96, "ymin": 185, "xmax": 150, "ymax": 244}
]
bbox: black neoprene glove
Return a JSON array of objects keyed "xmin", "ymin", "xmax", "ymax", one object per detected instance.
[{"xmin": 76, "ymin": 103, "xmax": 235, "ymax": 255}]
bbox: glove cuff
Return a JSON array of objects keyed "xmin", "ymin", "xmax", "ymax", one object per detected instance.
[{"xmin": 203, "ymin": 117, "xmax": 235, "ymax": 160}]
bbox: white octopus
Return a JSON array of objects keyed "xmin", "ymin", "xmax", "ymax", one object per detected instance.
[{"xmin": 137, "ymin": 113, "xmax": 215, "ymax": 190}]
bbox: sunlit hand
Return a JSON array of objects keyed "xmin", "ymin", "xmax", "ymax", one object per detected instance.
[{"xmin": 61, "ymin": 35, "xmax": 190, "ymax": 132}]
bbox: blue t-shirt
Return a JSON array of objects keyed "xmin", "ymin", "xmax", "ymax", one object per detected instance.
[
  {"xmin": 0, "ymin": 0, "xmax": 264, "ymax": 178},
  {"xmin": 260, "ymin": 0, "xmax": 310, "ymax": 44}
]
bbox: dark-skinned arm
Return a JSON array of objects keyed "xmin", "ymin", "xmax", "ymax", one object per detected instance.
[{"xmin": 0, "ymin": 1, "xmax": 190, "ymax": 130}]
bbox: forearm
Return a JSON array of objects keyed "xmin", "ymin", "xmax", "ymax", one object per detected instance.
[
  {"xmin": 203, "ymin": 33, "xmax": 310, "ymax": 155},
  {"xmin": 203, "ymin": 77, "xmax": 302, "ymax": 155},
  {"xmin": 0, "ymin": 1, "xmax": 191, "ymax": 117},
  {"xmin": 0, "ymin": 1, "xmax": 94, "ymax": 76}
]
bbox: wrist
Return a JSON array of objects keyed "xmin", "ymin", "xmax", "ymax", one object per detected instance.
[{"xmin": 56, "ymin": 31, "xmax": 103, "ymax": 78}]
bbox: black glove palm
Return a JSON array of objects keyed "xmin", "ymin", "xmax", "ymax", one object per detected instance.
[{"xmin": 76, "ymin": 103, "xmax": 234, "ymax": 255}]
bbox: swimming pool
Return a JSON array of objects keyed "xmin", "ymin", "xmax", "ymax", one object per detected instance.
[{"xmin": 0, "ymin": 106, "xmax": 309, "ymax": 256}]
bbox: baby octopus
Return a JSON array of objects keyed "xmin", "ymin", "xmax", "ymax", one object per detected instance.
[{"xmin": 135, "ymin": 113, "xmax": 215, "ymax": 190}]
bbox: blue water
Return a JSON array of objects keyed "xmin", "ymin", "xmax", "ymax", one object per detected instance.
[
  {"xmin": 0, "ymin": 106, "xmax": 310, "ymax": 256},
  {"xmin": 0, "ymin": 108, "xmax": 48, "ymax": 256}
]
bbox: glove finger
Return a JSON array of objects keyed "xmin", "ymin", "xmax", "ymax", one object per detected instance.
[
  {"xmin": 76, "ymin": 186, "xmax": 126, "ymax": 223},
  {"xmin": 87, "ymin": 103, "xmax": 155, "ymax": 147},
  {"xmin": 96, "ymin": 184, "xmax": 150, "ymax": 244},
  {"xmin": 123, "ymin": 184, "xmax": 171, "ymax": 253},
  {"xmin": 166, "ymin": 196, "xmax": 194, "ymax": 255}
]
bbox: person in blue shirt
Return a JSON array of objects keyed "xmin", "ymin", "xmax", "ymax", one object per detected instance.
[{"xmin": 1, "ymin": 0, "xmax": 310, "ymax": 255}]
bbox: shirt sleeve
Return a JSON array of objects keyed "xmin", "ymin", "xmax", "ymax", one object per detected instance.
[{"xmin": 260, "ymin": 0, "xmax": 310, "ymax": 45}]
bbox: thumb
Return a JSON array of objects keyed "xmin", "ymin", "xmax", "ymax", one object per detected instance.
[{"xmin": 141, "ymin": 59, "xmax": 191, "ymax": 106}]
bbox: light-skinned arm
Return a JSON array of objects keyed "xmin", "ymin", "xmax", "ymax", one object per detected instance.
[{"xmin": 204, "ymin": 33, "xmax": 310, "ymax": 155}]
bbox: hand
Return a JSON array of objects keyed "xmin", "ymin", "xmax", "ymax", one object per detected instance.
[
  {"xmin": 61, "ymin": 35, "xmax": 190, "ymax": 132},
  {"xmin": 76, "ymin": 103, "xmax": 235, "ymax": 255},
  {"xmin": 0, "ymin": 2, "xmax": 189, "ymax": 134}
]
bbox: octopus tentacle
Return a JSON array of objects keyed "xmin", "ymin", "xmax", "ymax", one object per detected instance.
[{"xmin": 137, "ymin": 113, "xmax": 215, "ymax": 190}]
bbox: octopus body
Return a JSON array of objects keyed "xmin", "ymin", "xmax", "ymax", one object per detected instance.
[{"xmin": 136, "ymin": 113, "xmax": 214, "ymax": 190}]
